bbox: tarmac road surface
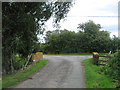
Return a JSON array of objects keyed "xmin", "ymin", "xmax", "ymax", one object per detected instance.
[{"xmin": 14, "ymin": 55, "xmax": 92, "ymax": 88}]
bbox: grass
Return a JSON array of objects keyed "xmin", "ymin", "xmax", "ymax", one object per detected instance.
[
  {"xmin": 83, "ymin": 58, "xmax": 115, "ymax": 88},
  {"xmin": 2, "ymin": 59, "xmax": 48, "ymax": 88},
  {"xmin": 45, "ymin": 53, "xmax": 92, "ymax": 55}
]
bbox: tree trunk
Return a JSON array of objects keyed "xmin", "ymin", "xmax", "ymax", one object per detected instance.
[
  {"xmin": 10, "ymin": 54, "xmax": 14, "ymax": 73},
  {"xmin": 22, "ymin": 54, "xmax": 32, "ymax": 70}
]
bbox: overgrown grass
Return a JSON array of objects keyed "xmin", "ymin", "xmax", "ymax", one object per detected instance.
[
  {"xmin": 2, "ymin": 60, "xmax": 48, "ymax": 88},
  {"xmin": 83, "ymin": 58, "xmax": 115, "ymax": 88},
  {"xmin": 45, "ymin": 53, "xmax": 92, "ymax": 55}
]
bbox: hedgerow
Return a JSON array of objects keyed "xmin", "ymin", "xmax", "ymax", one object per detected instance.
[{"xmin": 103, "ymin": 51, "xmax": 120, "ymax": 88}]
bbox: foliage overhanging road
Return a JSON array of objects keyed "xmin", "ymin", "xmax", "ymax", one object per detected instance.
[{"xmin": 14, "ymin": 55, "xmax": 92, "ymax": 88}]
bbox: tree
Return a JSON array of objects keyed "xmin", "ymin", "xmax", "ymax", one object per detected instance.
[
  {"xmin": 44, "ymin": 20, "xmax": 112, "ymax": 53},
  {"xmin": 2, "ymin": 2, "xmax": 73, "ymax": 74},
  {"xmin": 110, "ymin": 35, "xmax": 120, "ymax": 52},
  {"xmin": 77, "ymin": 20, "xmax": 111, "ymax": 52},
  {"xmin": 92, "ymin": 31, "xmax": 111, "ymax": 52},
  {"xmin": 43, "ymin": 20, "xmax": 113, "ymax": 54},
  {"xmin": 44, "ymin": 31, "xmax": 52, "ymax": 43},
  {"xmin": 77, "ymin": 20, "xmax": 101, "ymax": 33},
  {"xmin": 44, "ymin": 30, "xmax": 76, "ymax": 54}
]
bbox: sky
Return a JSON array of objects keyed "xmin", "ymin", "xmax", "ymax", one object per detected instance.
[{"xmin": 44, "ymin": 0, "xmax": 119, "ymax": 38}]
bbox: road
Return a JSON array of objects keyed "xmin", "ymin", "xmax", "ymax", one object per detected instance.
[{"xmin": 14, "ymin": 55, "xmax": 92, "ymax": 88}]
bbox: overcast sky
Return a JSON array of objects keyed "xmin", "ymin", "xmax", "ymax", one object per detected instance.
[{"xmin": 44, "ymin": 0, "xmax": 119, "ymax": 38}]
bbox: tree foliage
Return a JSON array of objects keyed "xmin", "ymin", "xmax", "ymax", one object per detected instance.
[
  {"xmin": 43, "ymin": 21, "xmax": 113, "ymax": 54},
  {"xmin": 2, "ymin": 2, "xmax": 72, "ymax": 74}
]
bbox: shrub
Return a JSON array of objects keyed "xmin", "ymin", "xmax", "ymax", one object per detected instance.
[
  {"xmin": 12, "ymin": 55, "xmax": 26, "ymax": 70},
  {"xmin": 103, "ymin": 51, "xmax": 120, "ymax": 88}
]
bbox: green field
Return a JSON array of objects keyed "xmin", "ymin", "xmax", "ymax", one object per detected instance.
[
  {"xmin": 83, "ymin": 58, "xmax": 115, "ymax": 88},
  {"xmin": 2, "ymin": 60, "xmax": 48, "ymax": 88}
]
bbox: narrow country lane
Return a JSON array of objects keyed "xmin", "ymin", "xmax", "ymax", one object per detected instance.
[{"xmin": 14, "ymin": 55, "xmax": 92, "ymax": 88}]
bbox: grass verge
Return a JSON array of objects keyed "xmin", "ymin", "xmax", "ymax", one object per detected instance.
[
  {"xmin": 2, "ymin": 59, "xmax": 48, "ymax": 88},
  {"xmin": 83, "ymin": 58, "xmax": 115, "ymax": 88}
]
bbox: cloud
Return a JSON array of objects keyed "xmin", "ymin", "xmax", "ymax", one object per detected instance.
[
  {"xmin": 68, "ymin": 0, "xmax": 119, "ymax": 16},
  {"xmin": 110, "ymin": 32, "xmax": 118, "ymax": 37},
  {"xmin": 59, "ymin": 16, "xmax": 118, "ymax": 30},
  {"xmin": 45, "ymin": 0, "xmax": 119, "ymax": 37}
]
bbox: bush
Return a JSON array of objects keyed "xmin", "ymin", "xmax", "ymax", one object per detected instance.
[
  {"xmin": 12, "ymin": 55, "xmax": 26, "ymax": 70},
  {"xmin": 103, "ymin": 51, "xmax": 120, "ymax": 88}
]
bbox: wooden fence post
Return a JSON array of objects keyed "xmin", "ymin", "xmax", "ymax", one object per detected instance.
[{"xmin": 93, "ymin": 52, "xmax": 99, "ymax": 65}]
